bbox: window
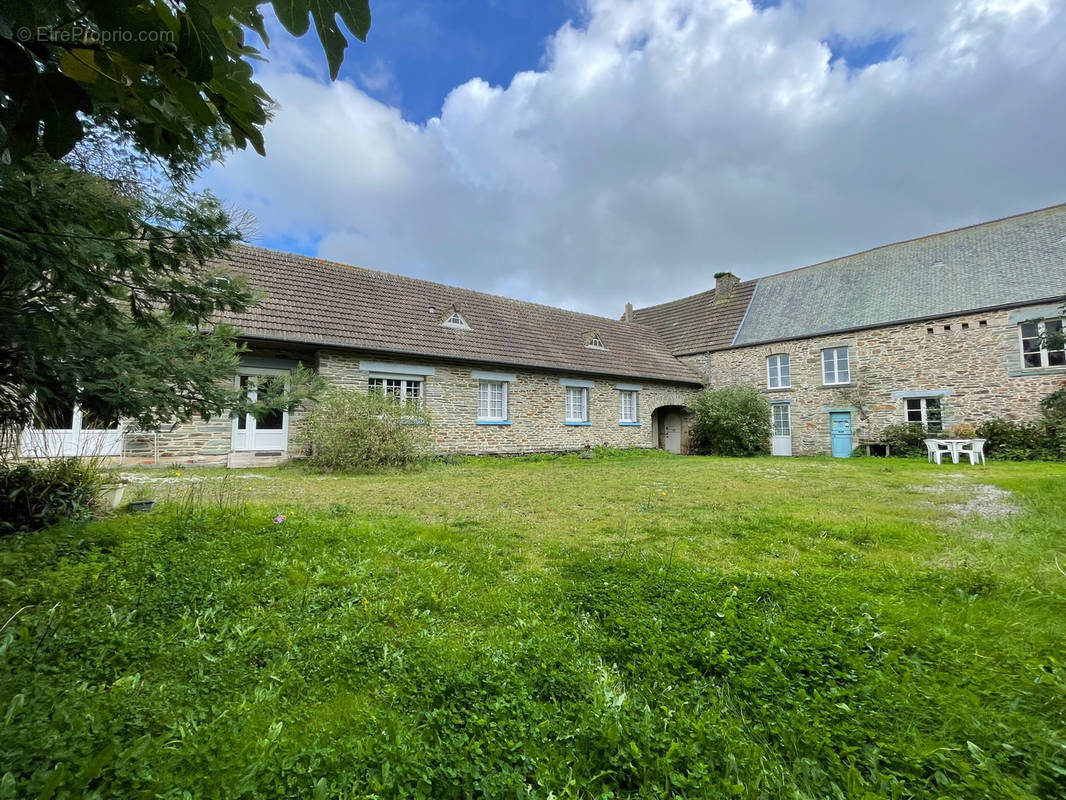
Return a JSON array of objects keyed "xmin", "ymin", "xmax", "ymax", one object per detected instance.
[
  {"xmin": 771, "ymin": 404, "xmax": 791, "ymax": 437},
  {"xmin": 905, "ymin": 397, "xmax": 943, "ymax": 433},
  {"xmin": 767, "ymin": 354, "xmax": 791, "ymax": 389},
  {"xmin": 478, "ymin": 380, "xmax": 508, "ymax": 421},
  {"xmin": 1019, "ymin": 319, "xmax": 1065, "ymax": 368},
  {"xmin": 821, "ymin": 347, "xmax": 850, "ymax": 385},
  {"xmin": 585, "ymin": 332, "xmax": 607, "ymax": 350},
  {"xmin": 619, "ymin": 390, "xmax": 638, "ymax": 423},
  {"xmin": 368, "ymin": 377, "xmax": 423, "ymax": 406},
  {"xmin": 441, "ymin": 309, "xmax": 471, "ymax": 329},
  {"xmin": 565, "ymin": 386, "xmax": 588, "ymax": 422}
]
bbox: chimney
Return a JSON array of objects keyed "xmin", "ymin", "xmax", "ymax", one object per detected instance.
[
  {"xmin": 714, "ymin": 271, "xmax": 739, "ymax": 301},
  {"xmin": 623, "ymin": 302, "xmax": 633, "ymax": 322}
]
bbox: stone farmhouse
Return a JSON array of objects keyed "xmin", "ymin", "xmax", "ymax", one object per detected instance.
[{"xmin": 18, "ymin": 204, "xmax": 1066, "ymax": 465}]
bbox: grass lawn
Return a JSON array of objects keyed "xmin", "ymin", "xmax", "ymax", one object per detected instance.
[{"xmin": 1, "ymin": 451, "xmax": 1065, "ymax": 798}]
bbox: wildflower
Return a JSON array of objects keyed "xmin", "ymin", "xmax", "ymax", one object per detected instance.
[
  {"xmin": 274, "ymin": 514, "xmax": 286, "ymax": 524},
  {"xmin": 173, "ymin": 471, "xmax": 181, "ymax": 477}
]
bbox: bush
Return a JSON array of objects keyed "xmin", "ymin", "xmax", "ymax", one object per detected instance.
[
  {"xmin": 302, "ymin": 387, "xmax": 433, "ymax": 472},
  {"xmin": 880, "ymin": 422, "xmax": 929, "ymax": 458},
  {"xmin": 0, "ymin": 457, "xmax": 107, "ymax": 534},
  {"xmin": 974, "ymin": 417, "xmax": 1064, "ymax": 461},
  {"xmin": 690, "ymin": 386, "xmax": 770, "ymax": 456}
]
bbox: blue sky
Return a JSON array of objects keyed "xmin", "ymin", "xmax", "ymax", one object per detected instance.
[
  {"xmin": 335, "ymin": 0, "xmax": 580, "ymax": 123},
  {"xmin": 206, "ymin": 0, "xmax": 1066, "ymax": 317}
]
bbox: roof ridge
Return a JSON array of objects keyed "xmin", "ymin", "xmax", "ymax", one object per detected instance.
[{"xmin": 230, "ymin": 242, "xmax": 662, "ymax": 332}]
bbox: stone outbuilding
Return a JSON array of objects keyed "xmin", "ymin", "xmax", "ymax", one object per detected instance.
[{"xmin": 16, "ymin": 204, "xmax": 1066, "ymax": 464}]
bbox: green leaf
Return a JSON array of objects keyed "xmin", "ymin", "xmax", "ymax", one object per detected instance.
[{"xmin": 272, "ymin": 0, "xmax": 312, "ymax": 37}]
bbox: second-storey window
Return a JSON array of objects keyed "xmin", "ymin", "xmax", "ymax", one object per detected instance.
[
  {"xmin": 905, "ymin": 397, "xmax": 943, "ymax": 433},
  {"xmin": 478, "ymin": 380, "xmax": 508, "ymax": 421},
  {"xmin": 821, "ymin": 347, "xmax": 850, "ymax": 385},
  {"xmin": 565, "ymin": 386, "xmax": 588, "ymax": 422},
  {"xmin": 767, "ymin": 354, "xmax": 791, "ymax": 389},
  {"xmin": 368, "ymin": 377, "xmax": 423, "ymax": 406},
  {"xmin": 1019, "ymin": 319, "xmax": 1065, "ymax": 368},
  {"xmin": 619, "ymin": 390, "xmax": 638, "ymax": 423}
]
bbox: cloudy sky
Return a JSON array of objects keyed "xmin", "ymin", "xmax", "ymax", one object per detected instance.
[{"xmin": 202, "ymin": 0, "xmax": 1066, "ymax": 317}]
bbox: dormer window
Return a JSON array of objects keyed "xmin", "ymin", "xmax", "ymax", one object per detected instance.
[
  {"xmin": 584, "ymin": 332, "xmax": 607, "ymax": 350},
  {"xmin": 440, "ymin": 307, "xmax": 471, "ymax": 330}
]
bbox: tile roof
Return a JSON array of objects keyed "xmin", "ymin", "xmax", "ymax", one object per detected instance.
[
  {"xmin": 216, "ymin": 245, "xmax": 703, "ymax": 385},
  {"xmin": 734, "ymin": 204, "xmax": 1066, "ymax": 346},
  {"xmin": 631, "ymin": 281, "xmax": 757, "ymax": 355}
]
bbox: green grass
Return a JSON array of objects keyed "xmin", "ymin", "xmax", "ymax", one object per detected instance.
[{"xmin": 1, "ymin": 451, "xmax": 1065, "ymax": 798}]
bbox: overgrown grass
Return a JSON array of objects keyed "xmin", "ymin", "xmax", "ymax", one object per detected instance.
[{"xmin": 2, "ymin": 452, "xmax": 1065, "ymax": 798}]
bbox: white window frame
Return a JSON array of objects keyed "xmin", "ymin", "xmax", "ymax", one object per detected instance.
[
  {"xmin": 565, "ymin": 386, "xmax": 589, "ymax": 423},
  {"xmin": 368, "ymin": 376, "xmax": 424, "ymax": 407},
  {"xmin": 1018, "ymin": 318, "xmax": 1065, "ymax": 369},
  {"xmin": 821, "ymin": 347, "xmax": 851, "ymax": 386},
  {"xmin": 904, "ymin": 396, "xmax": 943, "ymax": 433},
  {"xmin": 771, "ymin": 403, "xmax": 791, "ymax": 437},
  {"xmin": 441, "ymin": 310, "xmax": 471, "ymax": 330},
  {"xmin": 619, "ymin": 390, "xmax": 638, "ymax": 423},
  {"xmin": 477, "ymin": 380, "xmax": 508, "ymax": 422},
  {"xmin": 767, "ymin": 353, "xmax": 791, "ymax": 389}
]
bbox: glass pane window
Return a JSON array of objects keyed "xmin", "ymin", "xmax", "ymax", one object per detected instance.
[
  {"xmin": 821, "ymin": 347, "xmax": 850, "ymax": 385},
  {"xmin": 369, "ymin": 377, "xmax": 423, "ymax": 406},
  {"xmin": 767, "ymin": 354, "xmax": 791, "ymax": 389},
  {"xmin": 904, "ymin": 396, "xmax": 943, "ymax": 433},
  {"xmin": 619, "ymin": 390, "xmax": 638, "ymax": 423},
  {"xmin": 1019, "ymin": 319, "xmax": 1066, "ymax": 368},
  {"xmin": 478, "ymin": 381, "xmax": 507, "ymax": 421},
  {"xmin": 771, "ymin": 404, "xmax": 790, "ymax": 437},
  {"xmin": 565, "ymin": 387, "xmax": 588, "ymax": 422}
]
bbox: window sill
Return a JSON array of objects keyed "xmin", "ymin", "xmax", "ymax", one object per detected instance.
[
  {"xmin": 819, "ymin": 382, "xmax": 855, "ymax": 389},
  {"xmin": 765, "ymin": 387, "xmax": 792, "ymax": 392},
  {"xmin": 1008, "ymin": 365, "xmax": 1066, "ymax": 377},
  {"xmin": 619, "ymin": 422, "xmax": 642, "ymax": 427},
  {"xmin": 565, "ymin": 421, "xmax": 592, "ymax": 426},
  {"xmin": 477, "ymin": 420, "xmax": 512, "ymax": 426}
]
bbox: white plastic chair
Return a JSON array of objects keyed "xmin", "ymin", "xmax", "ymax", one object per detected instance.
[
  {"xmin": 925, "ymin": 439, "xmax": 944, "ymax": 464},
  {"xmin": 958, "ymin": 438, "xmax": 986, "ymax": 466}
]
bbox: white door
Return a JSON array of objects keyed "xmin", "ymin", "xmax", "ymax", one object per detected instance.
[
  {"xmin": 20, "ymin": 404, "xmax": 122, "ymax": 458},
  {"xmin": 663, "ymin": 412, "xmax": 682, "ymax": 454},
  {"xmin": 232, "ymin": 374, "xmax": 289, "ymax": 452},
  {"xmin": 771, "ymin": 404, "xmax": 792, "ymax": 456}
]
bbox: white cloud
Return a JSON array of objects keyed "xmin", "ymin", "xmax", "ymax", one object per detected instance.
[{"xmin": 204, "ymin": 0, "xmax": 1066, "ymax": 316}]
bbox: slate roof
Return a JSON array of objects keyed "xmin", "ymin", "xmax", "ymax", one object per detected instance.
[
  {"xmin": 631, "ymin": 281, "xmax": 757, "ymax": 355},
  {"xmin": 733, "ymin": 204, "xmax": 1066, "ymax": 346},
  {"xmin": 216, "ymin": 245, "xmax": 703, "ymax": 385}
]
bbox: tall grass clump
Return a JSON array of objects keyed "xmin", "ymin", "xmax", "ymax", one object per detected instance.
[
  {"xmin": 302, "ymin": 387, "xmax": 433, "ymax": 472},
  {"xmin": 690, "ymin": 386, "xmax": 771, "ymax": 456},
  {"xmin": 0, "ymin": 457, "xmax": 107, "ymax": 534}
]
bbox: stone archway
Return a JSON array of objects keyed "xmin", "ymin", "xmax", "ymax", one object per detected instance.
[{"xmin": 651, "ymin": 405, "xmax": 690, "ymax": 454}]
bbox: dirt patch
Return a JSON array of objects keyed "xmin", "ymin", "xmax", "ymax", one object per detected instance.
[
  {"xmin": 917, "ymin": 480, "xmax": 1018, "ymax": 520},
  {"xmin": 118, "ymin": 472, "xmax": 270, "ymax": 485}
]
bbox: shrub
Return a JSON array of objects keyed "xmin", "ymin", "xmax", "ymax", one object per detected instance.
[
  {"xmin": 301, "ymin": 387, "xmax": 433, "ymax": 472},
  {"xmin": 1040, "ymin": 381, "xmax": 1066, "ymax": 420},
  {"xmin": 879, "ymin": 422, "xmax": 929, "ymax": 458},
  {"xmin": 0, "ymin": 457, "xmax": 107, "ymax": 534},
  {"xmin": 689, "ymin": 386, "xmax": 770, "ymax": 456},
  {"xmin": 975, "ymin": 417, "xmax": 1063, "ymax": 461}
]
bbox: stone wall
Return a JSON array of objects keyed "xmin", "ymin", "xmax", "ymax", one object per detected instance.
[
  {"xmin": 318, "ymin": 349, "xmax": 700, "ymax": 454},
  {"xmin": 707, "ymin": 303, "xmax": 1066, "ymax": 455}
]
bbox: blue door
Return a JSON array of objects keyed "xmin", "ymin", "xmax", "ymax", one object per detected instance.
[{"xmin": 830, "ymin": 412, "xmax": 852, "ymax": 458}]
